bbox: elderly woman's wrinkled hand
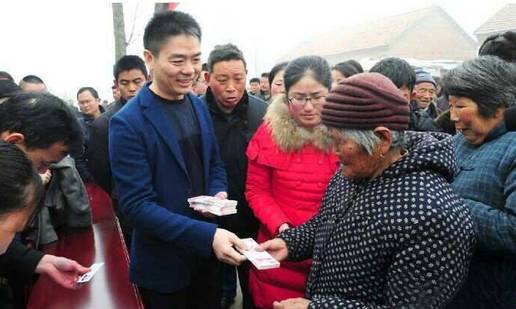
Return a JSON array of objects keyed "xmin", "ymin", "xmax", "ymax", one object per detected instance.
[
  {"xmin": 273, "ymin": 298, "xmax": 310, "ymax": 309},
  {"xmin": 256, "ymin": 238, "xmax": 288, "ymax": 262}
]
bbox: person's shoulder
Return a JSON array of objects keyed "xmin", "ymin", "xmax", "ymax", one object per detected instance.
[
  {"xmin": 493, "ymin": 131, "xmax": 516, "ymax": 163},
  {"xmin": 248, "ymin": 94, "xmax": 268, "ymax": 109},
  {"xmin": 92, "ymin": 112, "xmax": 109, "ymax": 129},
  {"xmin": 498, "ymin": 130, "xmax": 516, "ymax": 145}
]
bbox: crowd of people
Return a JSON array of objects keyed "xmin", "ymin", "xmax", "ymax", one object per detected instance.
[{"xmin": 1, "ymin": 9, "xmax": 516, "ymax": 309}]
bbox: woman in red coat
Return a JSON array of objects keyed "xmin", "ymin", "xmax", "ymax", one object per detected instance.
[{"xmin": 245, "ymin": 56, "xmax": 338, "ymax": 309}]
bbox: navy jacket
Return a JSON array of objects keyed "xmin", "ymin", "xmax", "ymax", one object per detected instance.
[{"xmin": 109, "ymin": 84, "xmax": 227, "ymax": 292}]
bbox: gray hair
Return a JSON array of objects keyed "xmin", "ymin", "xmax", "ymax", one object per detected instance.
[
  {"xmin": 338, "ymin": 129, "xmax": 405, "ymax": 155},
  {"xmin": 442, "ymin": 55, "xmax": 516, "ymax": 117}
]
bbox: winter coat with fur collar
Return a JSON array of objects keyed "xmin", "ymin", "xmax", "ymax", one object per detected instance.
[{"xmin": 245, "ymin": 95, "xmax": 338, "ymax": 309}]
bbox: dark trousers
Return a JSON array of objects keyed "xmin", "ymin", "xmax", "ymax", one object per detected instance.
[
  {"xmin": 139, "ymin": 257, "xmax": 222, "ymax": 309},
  {"xmin": 237, "ymin": 261, "xmax": 255, "ymax": 309},
  {"xmin": 221, "ymin": 264, "xmax": 237, "ymax": 302}
]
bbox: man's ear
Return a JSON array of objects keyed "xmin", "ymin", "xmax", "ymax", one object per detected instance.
[
  {"xmin": 143, "ymin": 49, "xmax": 154, "ymax": 66},
  {"xmin": 204, "ymin": 71, "xmax": 211, "ymax": 84},
  {"xmin": 1, "ymin": 132, "xmax": 25, "ymax": 144}
]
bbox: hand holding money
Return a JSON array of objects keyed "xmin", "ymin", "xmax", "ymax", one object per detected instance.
[
  {"xmin": 256, "ymin": 238, "xmax": 289, "ymax": 262},
  {"xmin": 212, "ymin": 228, "xmax": 246, "ymax": 266}
]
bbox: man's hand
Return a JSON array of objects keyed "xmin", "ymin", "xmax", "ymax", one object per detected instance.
[
  {"xmin": 214, "ymin": 191, "xmax": 228, "ymax": 199},
  {"xmin": 212, "ymin": 228, "xmax": 246, "ymax": 266},
  {"xmin": 39, "ymin": 170, "xmax": 52, "ymax": 185},
  {"xmin": 273, "ymin": 298, "xmax": 310, "ymax": 309},
  {"xmin": 35, "ymin": 254, "xmax": 89, "ymax": 289},
  {"xmin": 256, "ymin": 238, "xmax": 289, "ymax": 262},
  {"xmin": 193, "ymin": 192, "xmax": 228, "ymax": 218}
]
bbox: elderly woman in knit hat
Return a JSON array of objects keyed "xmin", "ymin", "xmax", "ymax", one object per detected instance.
[{"xmin": 260, "ymin": 72, "xmax": 476, "ymax": 309}]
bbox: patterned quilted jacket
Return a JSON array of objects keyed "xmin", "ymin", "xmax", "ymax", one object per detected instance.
[{"xmin": 281, "ymin": 131, "xmax": 476, "ymax": 309}]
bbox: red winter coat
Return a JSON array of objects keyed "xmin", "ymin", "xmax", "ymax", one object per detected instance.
[{"xmin": 245, "ymin": 99, "xmax": 338, "ymax": 309}]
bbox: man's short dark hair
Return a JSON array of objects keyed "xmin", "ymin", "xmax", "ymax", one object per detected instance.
[
  {"xmin": 143, "ymin": 11, "xmax": 201, "ymax": 56},
  {"xmin": 249, "ymin": 77, "xmax": 260, "ymax": 84},
  {"xmin": 21, "ymin": 75, "xmax": 44, "ymax": 84},
  {"xmin": 0, "ymin": 92, "xmax": 83, "ymax": 153},
  {"xmin": 77, "ymin": 87, "xmax": 99, "ymax": 99},
  {"xmin": 370, "ymin": 57, "xmax": 416, "ymax": 91},
  {"xmin": 0, "ymin": 71, "xmax": 14, "ymax": 82},
  {"xmin": 207, "ymin": 43, "xmax": 247, "ymax": 73},
  {"xmin": 113, "ymin": 55, "xmax": 148, "ymax": 81},
  {"xmin": 0, "ymin": 79, "xmax": 21, "ymax": 98},
  {"xmin": 261, "ymin": 72, "xmax": 269, "ymax": 79}
]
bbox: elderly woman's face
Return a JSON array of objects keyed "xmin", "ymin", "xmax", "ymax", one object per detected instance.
[
  {"xmin": 449, "ymin": 95, "xmax": 504, "ymax": 145},
  {"xmin": 331, "ymin": 130, "xmax": 382, "ymax": 180},
  {"xmin": 287, "ymin": 75, "xmax": 328, "ymax": 128}
]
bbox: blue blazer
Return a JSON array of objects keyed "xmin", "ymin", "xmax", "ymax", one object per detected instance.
[{"xmin": 109, "ymin": 84, "xmax": 227, "ymax": 292}]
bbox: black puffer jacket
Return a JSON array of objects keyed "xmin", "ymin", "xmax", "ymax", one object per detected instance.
[
  {"xmin": 202, "ymin": 89, "xmax": 267, "ymax": 238},
  {"xmin": 281, "ymin": 131, "xmax": 476, "ymax": 309}
]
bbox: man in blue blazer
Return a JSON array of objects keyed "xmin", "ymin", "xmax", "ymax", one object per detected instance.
[{"xmin": 109, "ymin": 11, "xmax": 246, "ymax": 309}]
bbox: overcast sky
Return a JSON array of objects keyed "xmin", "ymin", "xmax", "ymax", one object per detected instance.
[{"xmin": 0, "ymin": 0, "xmax": 508, "ymax": 103}]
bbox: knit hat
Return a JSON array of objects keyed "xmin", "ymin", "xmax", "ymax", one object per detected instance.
[
  {"xmin": 415, "ymin": 68, "xmax": 436, "ymax": 86},
  {"xmin": 321, "ymin": 72, "xmax": 410, "ymax": 130}
]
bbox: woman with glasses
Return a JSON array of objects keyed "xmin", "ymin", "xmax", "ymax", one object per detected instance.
[{"xmin": 245, "ymin": 55, "xmax": 338, "ymax": 308}]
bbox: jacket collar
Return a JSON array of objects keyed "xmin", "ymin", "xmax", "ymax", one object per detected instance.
[{"xmin": 484, "ymin": 121, "xmax": 507, "ymax": 144}]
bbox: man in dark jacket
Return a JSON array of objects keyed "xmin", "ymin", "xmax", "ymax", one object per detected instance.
[
  {"xmin": 87, "ymin": 55, "xmax": 148, "ymax": 246},
  {"xmin": 87, "ymin": 55, "xmax": 147, "ymax": 195},
  {"xmin": 109, "ymin": 12, "xmax": 245, "ymax": 309},
  {"xmin": 202, "ymin": 43, "xmax": 267, "ymax": 309},
  {"xmin": 76, "ymin": 86, "xmax": 104, "ymax": 182},
  {"xmin": 0, "ymin": 92, "xmax": 89, "ymax": 293}
]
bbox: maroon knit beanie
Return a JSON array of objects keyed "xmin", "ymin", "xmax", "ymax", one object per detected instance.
[{"xmin": 322, "ymin": 72, "xmax": 410, "ymax": 130}]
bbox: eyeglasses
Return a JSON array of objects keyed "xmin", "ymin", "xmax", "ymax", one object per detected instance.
[{"xmin": 287, "ymin": 94, "xmax": 327, "ymax": 107}]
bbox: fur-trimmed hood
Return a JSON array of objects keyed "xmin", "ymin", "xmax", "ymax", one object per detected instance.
[{"xmin": 264, "ymin": 95, "xmax": 333, "ymax": 152}]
